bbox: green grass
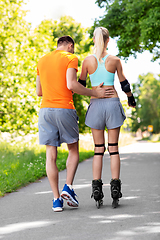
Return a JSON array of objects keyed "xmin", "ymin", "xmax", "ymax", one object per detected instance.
[{"xmin": 0, "ymin": 136, "xmax": 94, "ymax": 197}]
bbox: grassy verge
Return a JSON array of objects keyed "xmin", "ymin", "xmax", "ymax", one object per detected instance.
[
  {"xmin": 0, "ymin": 134, "xmax": 94, "ymax": 197},
  {"xmin": 141, "ymin": 133, "xmax": 160, "ymax": 142},
  {"xmin": 0, "ymin": 131, "xmax": 140, "ymax": 197}
]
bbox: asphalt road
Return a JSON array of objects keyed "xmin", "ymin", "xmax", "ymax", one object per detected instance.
[{"xmin": 0, "ymin": 141, "xmax": 160, "ymax": 240}]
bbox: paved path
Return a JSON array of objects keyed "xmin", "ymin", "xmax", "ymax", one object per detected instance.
[{"xmin": 0, "ymin": 141, "xmax": 160, "ymax": 240}]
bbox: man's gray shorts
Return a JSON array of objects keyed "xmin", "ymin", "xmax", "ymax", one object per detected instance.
[
  {"xmin": 85, "ymin": 98, "xmax": 126, "ymax": 130},
  {"xmin": 38, "ymin": 108, "xmax": 79, "ymax": 146}
]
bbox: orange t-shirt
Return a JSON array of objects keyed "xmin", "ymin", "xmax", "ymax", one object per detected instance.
[{"xmin": 37, "ymin": 50, "xmax": 78, "ymax": 109}]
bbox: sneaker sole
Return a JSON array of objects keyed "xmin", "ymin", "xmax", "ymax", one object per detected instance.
[
  {"xmin": 52, "ymin": 207, "xmax": 63, "ymax": 212},
  {"xmin": 61, "ymin": 191, "xmax": 79, "ymax": 207}
]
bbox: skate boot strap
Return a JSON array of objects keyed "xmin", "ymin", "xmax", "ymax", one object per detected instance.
[
  {"xmin": 110, "ymin": 179, "xmax": 122, "ymax": 187},
  {"xmin": 92, "ymin": 179, "xmax": 103, "ymax": 185}
]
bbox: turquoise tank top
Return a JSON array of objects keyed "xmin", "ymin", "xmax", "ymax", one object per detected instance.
[{"xmin": 89, "ymin": 54, "xmax": 115, "ymax": 86}]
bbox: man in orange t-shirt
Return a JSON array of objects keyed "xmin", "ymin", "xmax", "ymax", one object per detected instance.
[
  {"xmin": 37, "ymin": 46, "xmax": 78, "ymax": 109},
  {"xmin": 36, "ymin": 35, "xmax": 113, "ymax": 212}
]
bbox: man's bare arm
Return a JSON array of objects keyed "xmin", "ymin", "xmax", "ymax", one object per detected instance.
[
  {"xmin": 66, "ymin": 68, "xmax": 114, "ymax": 98},
  {"xmin": 36, "ymin": 76, "xmax": 42, "ymax": 96}
]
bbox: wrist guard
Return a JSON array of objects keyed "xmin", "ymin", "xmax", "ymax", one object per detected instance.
[
  {"xmin": 128, "ymin": 94, "xmax": 136, "ymax": 107},
  {"xmin": 78, "ymin": 79, "xmax": 86, "ymax": 87},
  {"xmin": 120, "ymin": 79, "xmax": 131, "ymax": 93}
]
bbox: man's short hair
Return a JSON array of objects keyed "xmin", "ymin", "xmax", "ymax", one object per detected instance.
[{"xmin": 57, "ymin": 36, "xmax": 75, "ymax": 47}]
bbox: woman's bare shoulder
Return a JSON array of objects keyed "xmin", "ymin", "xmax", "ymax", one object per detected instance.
[
  {"xmin": 108, "ymin": 55, "xmax": 120, "ymax": 61},
  {"xmin": 83, "ymin": 55, "xmax": 96, "ymax": 66},
  {"xmin": 108, "ymin": 55, "xmax": 121, "ymax": 65},
  {"xmin": 84, "ymin": 54, "xmax": 95, "ymax": 61}
]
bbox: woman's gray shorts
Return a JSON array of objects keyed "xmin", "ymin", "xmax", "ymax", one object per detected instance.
[
  {"xmin": 38, "ymin": 108, "xmax": 79, "ymax": 146},
  {"xmin": 85, "ymin": 98, "xmax": 126, "ymax": 130}
]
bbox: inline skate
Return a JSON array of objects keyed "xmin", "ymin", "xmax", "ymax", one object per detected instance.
[
  {"xmin": 91, "ymin": 179, "xmax": 104, "ymax": 209},
  {"xmin": 110, "ymin": 179, "xmax": 122, "ymax": 208}
]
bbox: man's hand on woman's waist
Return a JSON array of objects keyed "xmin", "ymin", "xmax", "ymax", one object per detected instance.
[{"xmin": 93, "ymin": 83, "xmax": 115, "ymax": 98}]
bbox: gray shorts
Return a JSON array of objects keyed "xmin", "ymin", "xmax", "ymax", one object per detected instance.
[
  {"xmin": 38, "ymin": 108, "xmax": 79, "ymax": 146},
  {"xmin": 85, "ymin": 98, "xmax": 126, "ymax": 130}
]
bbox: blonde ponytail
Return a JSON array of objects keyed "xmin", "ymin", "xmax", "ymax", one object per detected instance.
[{"xmin": 93, "ymin": 27, "xmax": 109, "ymax": 63}]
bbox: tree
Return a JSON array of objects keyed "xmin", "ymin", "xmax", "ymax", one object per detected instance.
[
  {"xmin": 94, "ymin": 0, "xmax": 160, "ymax": 61},
  {"xmin": 0, "ymin": 10, "xmax": 92, "ymax": 133},
  {"xmin": 0, "ymin": 0, "xmax": 37, "ymax": 133},
  {"xmin": 0, "ymin": 1, "xmax": 55, "ymax": 134},
  {"xmin": 131, "ymin": 73, "xmax": 160, "ymax": 133}
]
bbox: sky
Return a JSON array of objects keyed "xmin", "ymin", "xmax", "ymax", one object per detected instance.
[{"xmin": 23, "ymin": 0, "xmax": 160, "ymax": 100}]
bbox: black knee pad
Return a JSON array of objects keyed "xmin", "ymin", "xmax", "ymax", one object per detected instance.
[
  {"xmin": 94, "ymin": 143, "xmax": 106, "ymax": 156},
  {"xmin": 108, "ymin": 143, "xmax": 119, "ymax": 156}
]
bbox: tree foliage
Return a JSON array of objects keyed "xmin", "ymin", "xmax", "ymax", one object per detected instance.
[
  {"xmin": 131, "ymin": 73, "xmax": 160, "ymax": 133},
  {"xmin": 95, "ymin": 0, "xmax": 160, "ymax": 61},
  {"xmin": 0, "ymin": 0, "xmax": 37, "ymax": 133},
  {"xmin": 0, "ymin": 3, "xmax": 91, "ymax": 134}
]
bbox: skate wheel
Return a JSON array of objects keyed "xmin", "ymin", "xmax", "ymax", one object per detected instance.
[
  {"xmin": 112, "ymin": 199, "xmax": 119, "ymax": 208},
  {"xmin": 99, "ymin": 199, "xmax": 103, "ymax": 206},
  {"xmin": 96, "ymin": 201, "xmax": 100, "ymax": 209},
  {"xmin": 96, "ymin": 199, "xmax": 103, "ymax": 209}
]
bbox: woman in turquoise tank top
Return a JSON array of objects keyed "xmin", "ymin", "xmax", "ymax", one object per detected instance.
[{"xmin": 79, "ymin": 27, "xmax": 136, "ymax": 208}]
